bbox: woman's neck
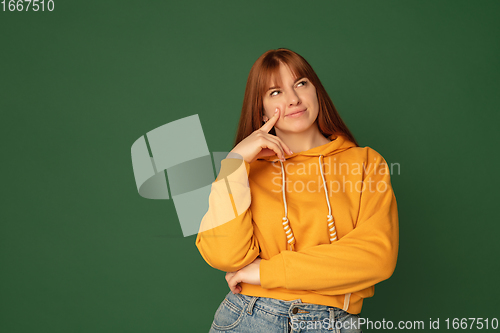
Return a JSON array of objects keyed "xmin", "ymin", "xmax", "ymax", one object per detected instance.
[{"xmin": 275, "ymin": 126, "xmax": 331, "ymax": 153}]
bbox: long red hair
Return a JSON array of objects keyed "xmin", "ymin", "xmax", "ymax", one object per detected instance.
[{"xmin": 233, "ymin": 48, "xmax": 359, "ymax": 148}]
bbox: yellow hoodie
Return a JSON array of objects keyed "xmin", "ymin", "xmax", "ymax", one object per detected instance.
[{"xmin": 195, "ymin": 133, "xmax": 399, "ymax": 314}]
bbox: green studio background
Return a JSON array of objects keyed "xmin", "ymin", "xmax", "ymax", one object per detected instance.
[{"xmin": 1, "ymin": 0, "xmax": 499, "ymax": 332}]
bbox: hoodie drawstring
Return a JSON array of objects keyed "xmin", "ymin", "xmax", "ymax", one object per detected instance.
[
  {"xmin": 318, "ymin": 155, "xmax": 338, "ymax": 243},
  {"xmin": 279, "ymin": 161, "xmax": 296, "ymax": 251},
  {"xmin": 279, "ymin": 155, "xmax": 338, "ymax": 251},
  {"xmin": 278, "ymin": 154, "xmax": 350, "ymax": 311}
]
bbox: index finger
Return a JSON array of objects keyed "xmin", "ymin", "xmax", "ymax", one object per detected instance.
[{"xmin": 260, "ymin": 108, "xmax": 280, "ymax": 133}]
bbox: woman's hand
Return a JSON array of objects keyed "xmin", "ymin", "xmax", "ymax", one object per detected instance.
[
  {"xmin": 225, "ymin": 257, "xmax": 262, "ymax": 294},
  {"xmin": 230, "ymin": 108, "xmax": 293, "ymax": 164}
]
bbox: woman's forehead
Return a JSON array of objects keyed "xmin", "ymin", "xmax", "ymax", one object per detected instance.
[{"xmin": 266, "ymin": 66, "xmax": 300, "ymax": 87}]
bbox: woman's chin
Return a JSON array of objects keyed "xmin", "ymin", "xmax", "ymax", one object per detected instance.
[{"xmin": 277, "ymin": 123, "xmax": 315, "ymax": 134}]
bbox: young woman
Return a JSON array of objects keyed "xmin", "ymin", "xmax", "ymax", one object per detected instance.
[{"xmin": 196, "ymin": 48, "xmax": 399, "ymax": 333}]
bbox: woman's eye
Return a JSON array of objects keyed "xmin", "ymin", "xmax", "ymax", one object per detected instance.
[
  {"xmin": 297, "ymin": 80, "xmax": 307, "ymax": 87},
  {"xmin": 270, "ymin": 90, "xmax": 280, "ymax": 96}
]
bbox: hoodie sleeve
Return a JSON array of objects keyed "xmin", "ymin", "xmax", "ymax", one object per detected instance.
[
  {"xmin": 195, "ymin": 157, "xmax": 260, "ymax": 273},
  {"xmin": 259, "ymin": 149, "xmax": 399, "ymax": 295}
]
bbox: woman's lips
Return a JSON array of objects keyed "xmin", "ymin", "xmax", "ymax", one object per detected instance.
[{"xmin": 286, "ymin": 110, "xmax": 306, "ymax": 118}]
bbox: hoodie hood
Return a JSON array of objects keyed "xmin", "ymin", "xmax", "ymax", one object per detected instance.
[{"xmin": 257, "ymin": 133, "xmax": 357, "ymax": 252}]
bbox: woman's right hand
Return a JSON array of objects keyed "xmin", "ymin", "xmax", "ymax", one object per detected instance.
[{"xmin": 230, "ymin": 108, "xmax": 293, "ymax": 164}]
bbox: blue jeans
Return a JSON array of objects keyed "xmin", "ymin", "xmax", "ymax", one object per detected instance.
[{"xmin": 208, "ymin": 291, "xmax": 363, "ymax": 333}]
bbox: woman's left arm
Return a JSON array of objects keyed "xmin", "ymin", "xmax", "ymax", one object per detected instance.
[{"xmin": 258, "ymin": 150, "xmax": 399, "ymax": 296}]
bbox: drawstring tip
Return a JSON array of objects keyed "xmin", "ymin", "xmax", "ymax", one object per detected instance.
[{"xmin": 289, "ymin": 243, "xmax": 295, "ymax": 251}]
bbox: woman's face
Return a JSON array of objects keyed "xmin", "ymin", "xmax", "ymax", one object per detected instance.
[{"xmin": 262, "ymin": 63, "xmax": 319, "ymax": 134}]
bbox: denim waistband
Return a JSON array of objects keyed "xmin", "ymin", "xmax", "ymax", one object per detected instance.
[{"xmin": 231, "ymin": 291, "xmax": 337, "ymax": 317}]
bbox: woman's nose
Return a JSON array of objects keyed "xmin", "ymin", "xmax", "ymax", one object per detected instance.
[{"xmin": 287, "ymin": 90, "xmax": 300, "ymax": 106}]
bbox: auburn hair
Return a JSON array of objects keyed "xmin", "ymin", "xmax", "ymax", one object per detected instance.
[{"xmin": 233, "ymin": 48, "xmax": 359, "ymax": 148}]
